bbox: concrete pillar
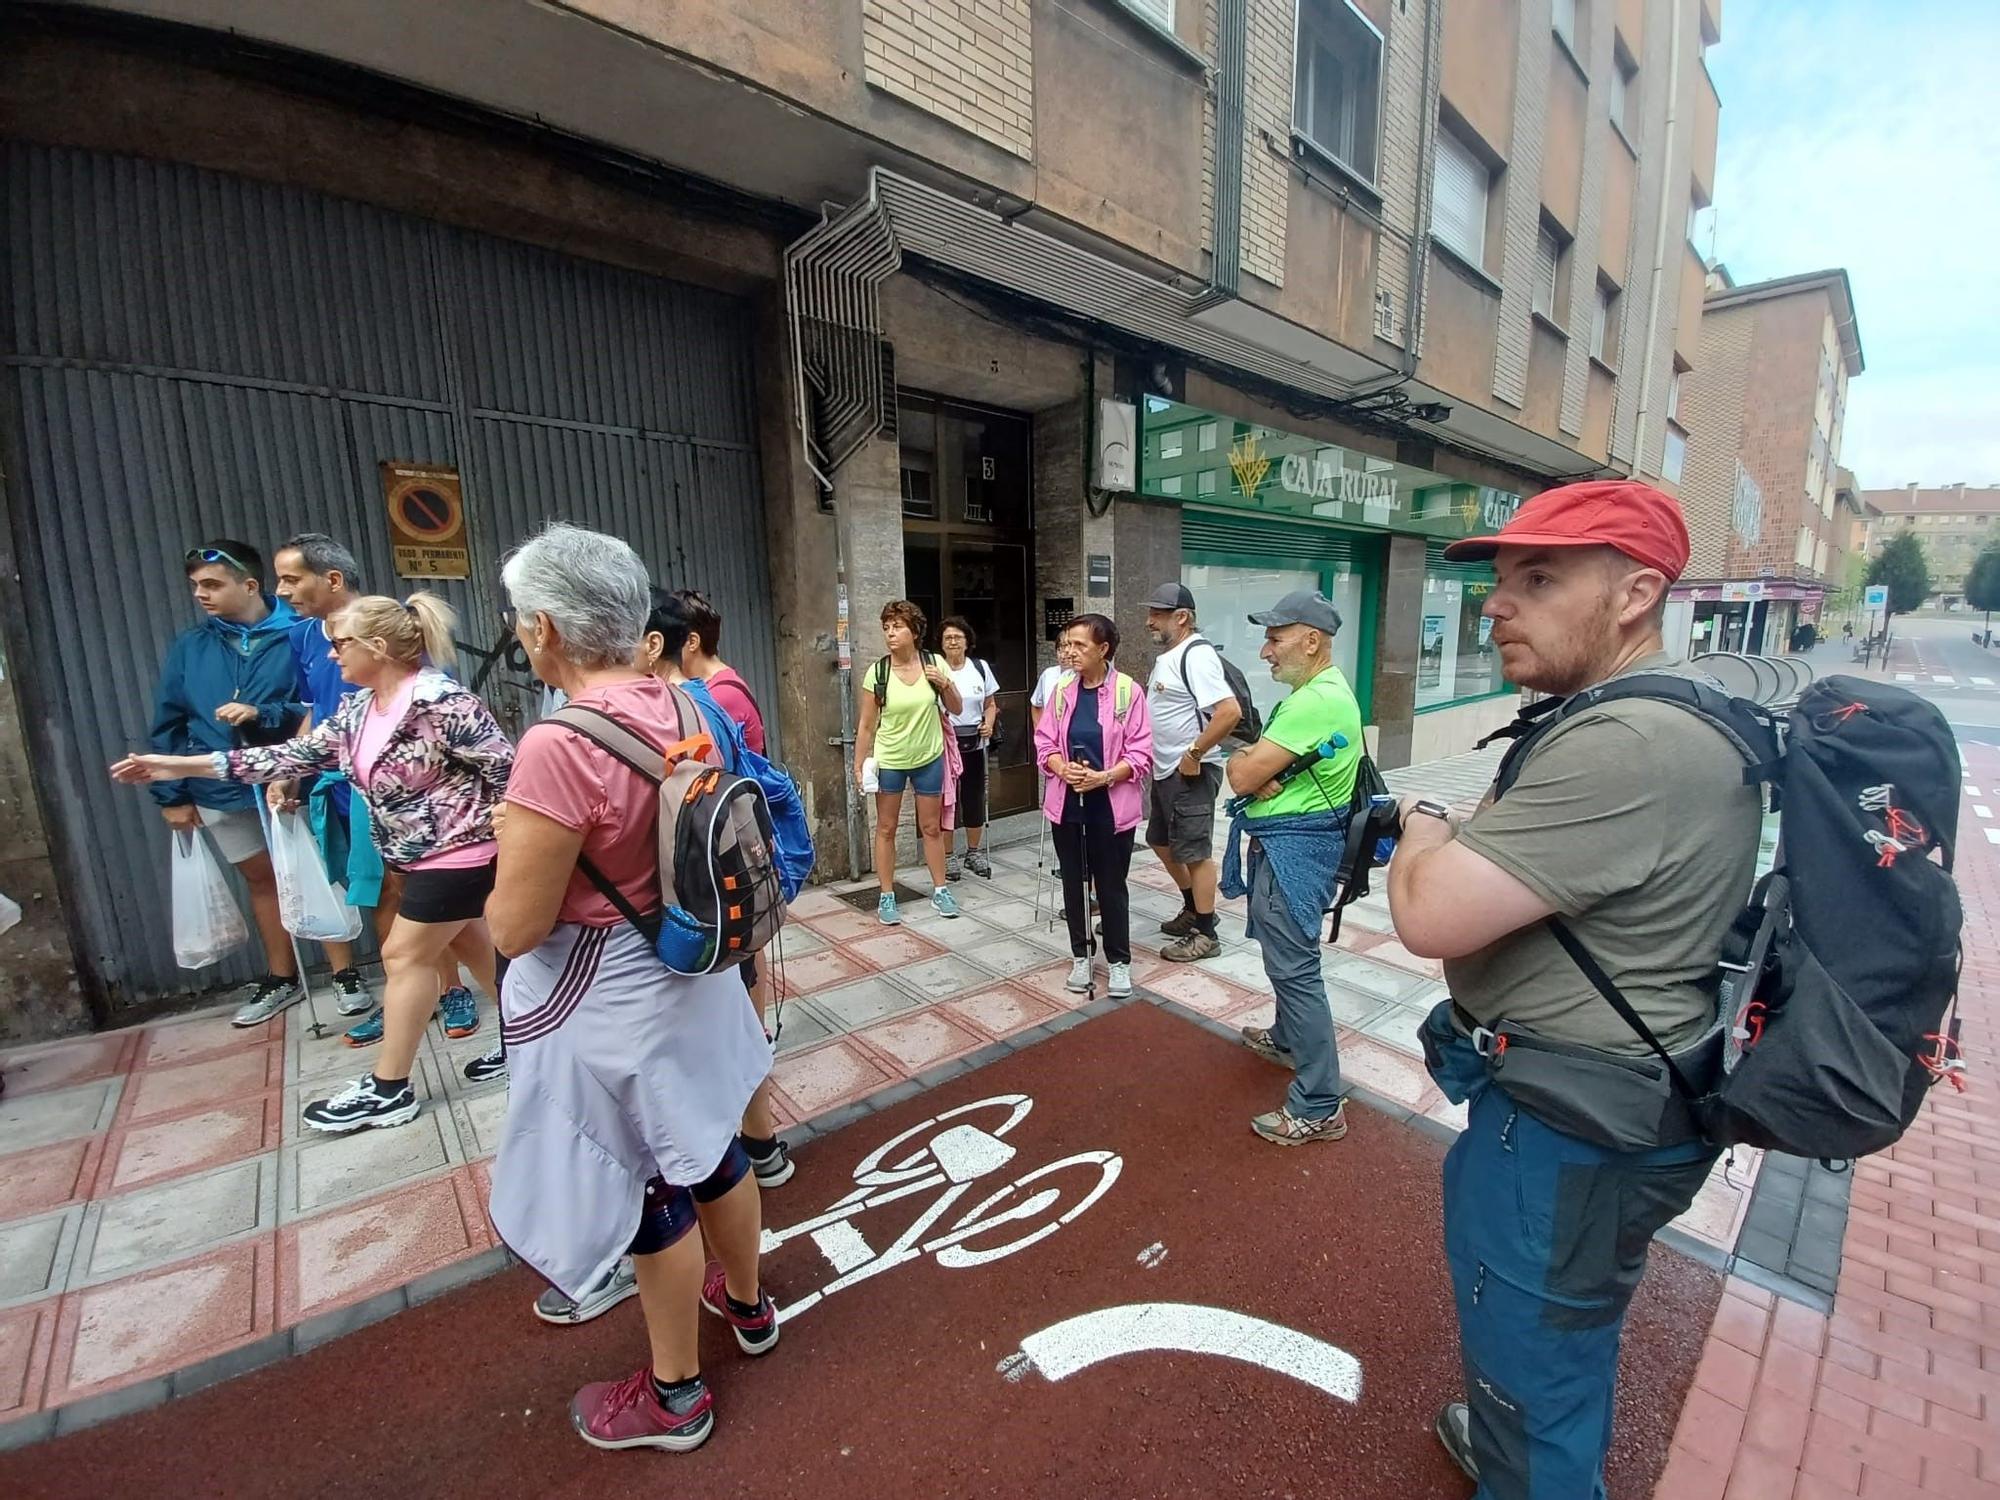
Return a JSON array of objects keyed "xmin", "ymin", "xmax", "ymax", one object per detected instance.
[
  {"xmin": 1372, "ymin": 535, "xmax": 1427, "ymax": 768},
  {"xmin": 1114, "ymin": 499, "xmax": 1186, "ymax": 683}
]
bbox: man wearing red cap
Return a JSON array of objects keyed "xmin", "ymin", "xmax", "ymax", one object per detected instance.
[{"xmin": 1386, "ymin": 481, "xmax": 1759, "ymax": 1497}]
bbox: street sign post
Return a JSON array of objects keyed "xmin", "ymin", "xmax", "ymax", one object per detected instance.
[{"xmin": 1863, "ymin": 584, "xmax": 1889, "ymax": 669}]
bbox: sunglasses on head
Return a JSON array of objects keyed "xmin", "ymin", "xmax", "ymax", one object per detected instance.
[{"xmin": 185, "ymin": 546, "xmax": 250, "ymax": 574}]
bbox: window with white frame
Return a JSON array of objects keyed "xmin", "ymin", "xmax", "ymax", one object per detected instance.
[
  {"xmin": 1667, "ymin": 369, "xmax": 1683, "ymax": 423},
  {"xmin": 1124, "ymin": 0, "xmax": 1174, "ymax": 28},
  {"xmin": 1590, "ymin": 281, "xmax": 1619, "ymax": 363},
  {"xmin": 1663, "ymin": 425, "xmax": 1687, "ymax": 483},
  {"xmin": 1431, "ymin": 123, "xmax": 1491, "ymax": 270},
  {"xmin": 1198, "ymin": 421, "xmax": 1218, "ymax": 452},
  {"xmin": 1294, "ymin": 0, "xmax": 1384, "ymax": 184},
  {"xmin": 1552, "ymin": 0, "xmax": 1578, "ymax": 52},
  {"xmin": 1533, "ymin": 222, "xmax": 1562, "ymax": 321}
]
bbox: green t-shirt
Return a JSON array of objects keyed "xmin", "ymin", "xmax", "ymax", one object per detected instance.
[
  {"xmin": 872, "ymin": 655, "xmax": 947, "ymax": 771},
  {"xmin": 1245, "ymin": 666, "xmax": 1364, "ymax": 819}
]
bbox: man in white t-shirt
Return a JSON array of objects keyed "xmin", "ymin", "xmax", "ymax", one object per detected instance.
[{"xmin": 1143, "ymin": 582, "xmax": 1241, "ymax": 961}]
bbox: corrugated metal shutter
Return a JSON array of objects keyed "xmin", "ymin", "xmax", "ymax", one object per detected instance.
[
  {"xmin": 1, "ymin": 144, "xmax": 773, "ymax": 1009},
  {"xmin": 1181, "ymin": 506, "xmax": 1362, "ymax": 568}
]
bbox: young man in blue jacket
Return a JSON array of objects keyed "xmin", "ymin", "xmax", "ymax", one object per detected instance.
[{"xmin": 150, "ymin": 540, "xmax": 304, "ymax": 1026}]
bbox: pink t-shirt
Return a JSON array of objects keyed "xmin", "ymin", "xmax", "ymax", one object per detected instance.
[
  {"xmin": 355, "ymin": 676, "xmax": 496, "ymax": 871},
  {"xmin": 703, "ymin": 666, "xmax": 766, "ymax": 755},
  {"xmin": 506, "ymin": 676, "xmax": 713, "ymax": 926}
]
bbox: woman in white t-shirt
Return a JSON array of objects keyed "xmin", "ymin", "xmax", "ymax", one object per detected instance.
[{"xmin": 939, "ymin": 616, "xmax": 1001, "ymax": 880}]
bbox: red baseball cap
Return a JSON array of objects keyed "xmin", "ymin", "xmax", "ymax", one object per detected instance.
[{"xmin": 1441, "ymin": 479, "xmax": 1691, "ymax": 580}]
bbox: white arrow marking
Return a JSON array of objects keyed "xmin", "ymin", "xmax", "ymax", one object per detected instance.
[{"xmin": 1002, "ymin": 1303, "xmax": 1362, "ymax": 1404}]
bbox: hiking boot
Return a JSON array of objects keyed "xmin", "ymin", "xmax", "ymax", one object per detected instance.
[
  {"xmin": 1435, "ymin": 1401, "xmax": 1478, "ymax": 1482},
  {"xmin": 343, "ymin": 1006, "xmax": 385, "ymax": 1047},
  {"xmin": 1107, "ymin": 962, "xmax": 1133, "ymax": 998},
  {"xmin": 330, "ymin": 967, "xmax": 372, "ymax": 1017},
  {"xmin": 1161, "ymin": 930, "xmax": 1221, "ymax": 963},
  {"xmin": 1251, "ymin": 1101, "xmax": 1348, "ymax": 1147},
  {"xmin": 303, "ymin": 1075, "xmax": 421, "ymax": 1134},
  {"xmin": 745, "ymin": 1135, "xmax": 795, "ymax": 1188},
  {"xmin": 946, "ymin": 852, "xmax": 964, "ymax": 882},
  {"xmin": 464, "ymin": 1044, "xmax": 509, "ymax": 1085},
  {"xmin": 535, "ymin": 1257, "xmax": 637, "ymax": 1325},
  {"xmin": 1159, "ymin": 908, "xmax": 1198, "ymax": 938},
  {"xmin": 931, "ymin": 886, "xmax": 961, "ymax": 919},
  {"xmin": 877, "ymin": 893, "xmax": 901, "ymax": 926},
  {"xmin": 965, "ymin": 849, "xmax": 994, "ymax": 879},
  {"xmin": 1065, "ymin": 956, "xmax": 1093, "ymax": 993},
  {"xmin": 1240, "ymin": 1025, "xmax": 1293, "ymax": 1066},
  {"xmin": 231, "ymin": 974, "xmax": 303, "ymax": 1028},
  {"xmin": 699, "ymin": 1262, "xmax": 780, "ymax": 1355},
  {"xmin": 571, "ymin": 1369, "xmax": 713, "ymax": 1454},
  {"xmin": 438, "ymin": 985, "xmax": 480, "ymax": 1039}
]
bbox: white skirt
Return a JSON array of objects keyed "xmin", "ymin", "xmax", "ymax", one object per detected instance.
[{"xmin": 490, "ymin": 920, "xmax": 771, "ymax": 1299}]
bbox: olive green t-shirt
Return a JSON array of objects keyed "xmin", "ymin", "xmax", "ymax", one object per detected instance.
[{"xmin": 1442, "ymin": 655, "xmax": 1761, "ymax": 1055}]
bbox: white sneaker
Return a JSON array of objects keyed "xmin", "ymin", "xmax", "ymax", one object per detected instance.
[
  {"xmin": 1065, "ymin": 956, "xmax": 1093, "ymax": 993},
  {"xmin": 1107, "ymin": 963, "xmax": 1133, "ymax": 998}
]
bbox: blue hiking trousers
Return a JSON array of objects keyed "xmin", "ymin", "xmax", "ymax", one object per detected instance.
[{"xmin": 1426, "ymin": 1004, "xmax": 1717, "ymax": 1500}]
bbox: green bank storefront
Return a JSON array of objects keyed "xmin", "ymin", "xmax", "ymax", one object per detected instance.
[{"xmin": 1139, "ymin": 398, "xmax": 1532, "ymax": 764}]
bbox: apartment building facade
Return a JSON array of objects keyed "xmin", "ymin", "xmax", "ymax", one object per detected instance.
[
  {"xmin": 0, "ymin": 0, "xmax": 1722, "ymax": 1034},
  {"xmin": 1863, "ymin": 484, "xmax": 2000, "ymax": 606},
  {"xmin": 1672, "ymin": 267, "xmax": 1863, "ymax": 655}
]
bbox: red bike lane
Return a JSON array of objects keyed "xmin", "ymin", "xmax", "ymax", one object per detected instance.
[{"xmin": 0, "ymin": 1002, "xmax": 1719, "ymax": 1498}]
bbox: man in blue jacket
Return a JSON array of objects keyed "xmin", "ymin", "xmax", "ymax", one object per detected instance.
[{"xmin": 150, "ymin": 540, "xmax": 304, "ymax": 1026}]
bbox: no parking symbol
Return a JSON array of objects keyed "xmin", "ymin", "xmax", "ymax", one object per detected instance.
[{"xmin": 381, "ymin": 461, "xmax": 470, "ymax": 580}]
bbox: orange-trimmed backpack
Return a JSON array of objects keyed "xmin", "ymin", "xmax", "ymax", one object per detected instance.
[{"xmin": 551, "ymin": 684, "xmax": 785, "ymax": 975}]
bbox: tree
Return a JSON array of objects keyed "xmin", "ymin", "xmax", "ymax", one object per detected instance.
[
  {"xmin": 1966, "ymin": 543, "xmax": 2000, "ymax": 641},
  {"xmin": 1866, "ymin": 533, "xmax": 1932, "ymax": 620}
]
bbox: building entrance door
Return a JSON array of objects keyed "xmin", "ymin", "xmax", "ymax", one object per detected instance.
[{"xmin": 897, "ymin": 394, "xmax": 1037, "ymax": 817}]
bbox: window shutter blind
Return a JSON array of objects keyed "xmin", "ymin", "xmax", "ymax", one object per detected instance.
[{"xmin": 1432, "ymin": 129, "xmax": 1487, "ymax": 266}]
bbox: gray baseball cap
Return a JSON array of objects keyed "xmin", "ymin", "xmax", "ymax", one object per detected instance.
[
  {"xmin": 1144, "ymin": 581, "xmax": 1197, "ymax": 612},
  {"xmin": 1248, "ymin": 590, "xmax": 1342, "ymax": 635}
]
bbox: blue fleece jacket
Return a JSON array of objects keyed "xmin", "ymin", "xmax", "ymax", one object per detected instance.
[{"xmin": 148, "ymin": 599, "xmax": 303, "ymax": 812}]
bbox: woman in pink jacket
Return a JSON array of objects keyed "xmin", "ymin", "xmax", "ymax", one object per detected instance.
[{"xmin": 1033, "ymin": 613, "xmax": 1154, "ymax": 999}]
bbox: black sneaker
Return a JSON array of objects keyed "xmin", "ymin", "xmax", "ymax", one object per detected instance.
[
  {"xmin": 463, "ymin": 1045, "xmax": 509, "ymax": 1085},
  {"xmin": 1435, "ymin": 1401, "xmax": 1478, "ymax": 1482},
  {"xmin": 745, "ymin": 1135, "xmax": 794, "ymax": 1187},
  {"xmin": 330, "ymin": 967, "xmax": 372, "ymax": 1017},
  {"xmin": 303, "ymin": 1075, "xmax": 421, "ymax": 1133}
]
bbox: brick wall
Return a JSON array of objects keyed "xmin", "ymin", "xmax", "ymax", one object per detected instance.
[
  {"xmin": 1722, "ymin": 291, "xmax": 1826, "ymax": 580},
  {"xmin": 1679, "ymin": 301, "xmax": 1751, "ymax": 579},
  {"xmin": 1239, "ymin": 0, "xmax": 1293, "ymax": 287},
  {"xmin": 1489, "ymin": 0, "xmax": 1550, "ymax": 408},
  {"xmin": 862, "ymin": 0, "xmax": 1035, "ymax": 159}
]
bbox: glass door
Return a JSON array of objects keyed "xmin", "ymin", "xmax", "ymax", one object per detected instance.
[
  {"xmin": 898, "ymin": 393, "xmax": 1038, "ymax": 817},
  {"xmin": 1181, "ymin": 545, "xmax": 1377, "ymax": 721}
]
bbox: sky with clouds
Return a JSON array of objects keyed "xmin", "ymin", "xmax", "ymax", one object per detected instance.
[{"xmin": 1704, "ymin": 0, "xmax": 2000, "ymax": 492}]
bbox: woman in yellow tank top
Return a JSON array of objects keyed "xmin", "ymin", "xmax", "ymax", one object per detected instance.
[{"xmin": 852, "ymin": 600, "xmax": 963, "ymax": 924}]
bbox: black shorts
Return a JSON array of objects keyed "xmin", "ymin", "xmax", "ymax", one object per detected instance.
[
  {"xmin": 1146, "ymin": 763, "xmax": 1223, "ymax": 864},
  {"xmin": 394, "ymin": 859, "xmax": 496, "ymax": 924}
]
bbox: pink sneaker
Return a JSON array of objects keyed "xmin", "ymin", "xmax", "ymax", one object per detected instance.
[
  {"xmin": 570, "ymin": 1367, "xmax": 714, "ymax": 1453},
  {"xmin": 699, "ymin": 1261, "xmax": 781, "ymax": 1355}
]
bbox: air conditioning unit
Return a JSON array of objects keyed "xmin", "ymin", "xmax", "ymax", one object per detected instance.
[{"xmin": 1096, "ymin": 399, "xmax": 1136, "ymax": 492}]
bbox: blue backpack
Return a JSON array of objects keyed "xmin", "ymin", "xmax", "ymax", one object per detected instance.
[{"xmin": 682, "ymin": 679, "xmax": 816, "ymax": 903}]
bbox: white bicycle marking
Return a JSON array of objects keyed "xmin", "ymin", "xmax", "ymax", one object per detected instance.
[
  {"xmin": 1136, "ymin": 1242, "xmax": 1169, "ymax": 1269},
  {"xmin": 1001, "ymin": 1303, "xmax": 1363, "ymax": 1404},
  {"xmin": 760, "ymin": 1093, "xmax": 1122, "ymax": 1325}
]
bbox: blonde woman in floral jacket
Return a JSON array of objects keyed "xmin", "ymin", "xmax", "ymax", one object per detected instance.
[{"xmin": 114, "ymin": 592, "xmax": 513, "ymax": 1134}]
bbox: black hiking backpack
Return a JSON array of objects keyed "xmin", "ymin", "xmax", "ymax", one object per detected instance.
[
  {"xmin": 1179, "ymin": 639, "xmax": 1265, "ymax": 745},
  {"xmin": 1486, "ymin": 671, "xmax": 1965, "ymax": 1161}
]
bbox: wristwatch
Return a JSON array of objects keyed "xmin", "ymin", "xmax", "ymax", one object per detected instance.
[{"xmin": 1407, "ymin": 799, "xmax": 1453, "ymax": 824}]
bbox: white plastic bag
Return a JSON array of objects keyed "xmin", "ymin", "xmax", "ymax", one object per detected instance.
[
  {"xmin": 267, "ymin": 810, "xmax": 364, "ymax": 942},
  {"xmin": 860, "ymin": 756, "xmax": 880, "ymax": 795},
  {"xmin": 171, "ymin": 829, "xmax": 250, "ymax": 968},
  {"xmin": 0, "ymin": 890, "xmax": 21, "ymax": 936}
]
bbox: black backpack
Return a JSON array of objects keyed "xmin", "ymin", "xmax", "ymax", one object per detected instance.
[
  {"xmin": 1179, "ymin": 638, "xmax": 1264, "ymax": 744},
  {"xmin": 1487, "ymin": 672, "xmax": 1964, "ymax": 1161}
]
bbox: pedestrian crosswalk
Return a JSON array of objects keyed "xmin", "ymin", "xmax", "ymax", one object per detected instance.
[{"xmin": 1891, "ymin": 671, "xmax": 1999, "ymax": 689}]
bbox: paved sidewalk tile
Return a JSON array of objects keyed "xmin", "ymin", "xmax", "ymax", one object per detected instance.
[
  {"xmin": 45, "ymin": 1239, "xmax": 276, "ymax": 1407},
  {"xmin": 851, "ymin": 1008, "xmax": 989, "ymax": 1073},
  {"xmin": 0, "ymin": 1299, "xmax": 58, "ymax": 1420},
  {"xmin": 119, "ymin": 1046, "xmax": 282, "ymax": 1128},
  {"xmin": 0, "ymin": 1136, "xmax": 105, "ymax": 1223},
  {"xmin": 0, "ymin": 1206, "xmax": 84, "ymax": 1310},
  {"xmin": 0, "ymin": 1034, "xmax": 134, "ymax": 1099},
  {"xmin": 99, "ymin": 1095, "xmax": 281, "ymax": 1195},
  {"xmin": 71, "ymin": 1156, "xmax": 275, "ymax": 1285},
  {"xmin": 774, "ymin": 946, "xmax": 872, "ymax": 994},
  {"xmin": 277, "ymin": 1174, "xmax": 490, "ymax": 1326},
  {"xmin": 767, "ymin": 1037, "xmax": 899, "ymax": 1118},
  {"xmin": 136, "ymin": 1009, "xmax": 279, "ymax": 1070},
  {"xmin": 279, "ymin": 1108, "xmax": 465, "ymax": 1222},
  {"xmin": 0, "ymin": 1077, "xmax": 122, "ymax": 1154},
  {"xmin": 941, "ymin": 985, "xmax": 1065, "ymax": 1040}
]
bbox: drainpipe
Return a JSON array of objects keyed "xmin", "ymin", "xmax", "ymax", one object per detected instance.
[
  {"xmin": 1628, "ymin": 0, "xmax": 1685, "ymax": 474},
  {"xmin": 1204, "ymin": 0, "xmax": 1249, "ymax": 302}
]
